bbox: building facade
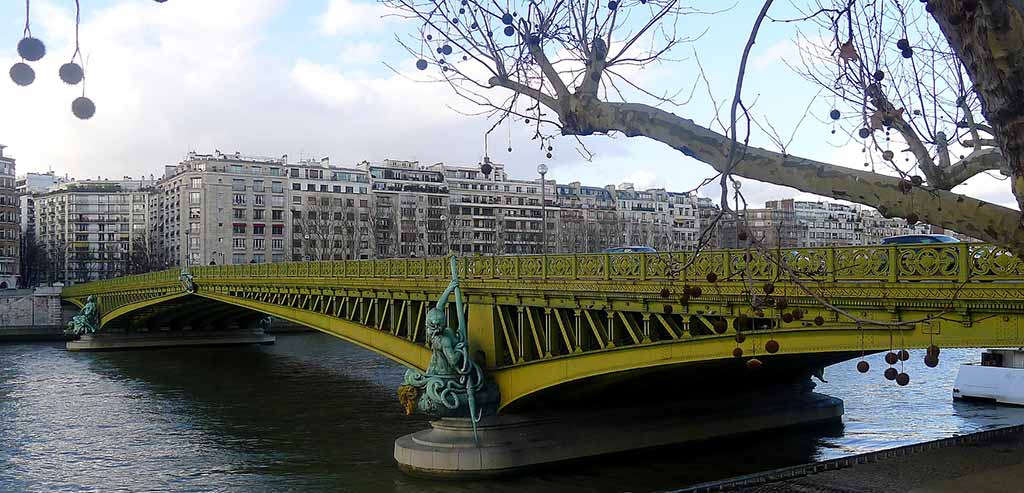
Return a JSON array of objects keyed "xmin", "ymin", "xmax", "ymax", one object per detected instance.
[
  {"xmin": 33, "ymin": 179, "xmax": 154, "ymax": 283},
  {"xmin": 155, "ymin": 151, "xmax": 291, "ymax": 267},
  {"xmin": 17, "ymin": 147, "xmax": 979, "ymax": 283},
  {"xmin": 0, "ymin": 146, "xmax": 17, "ymax": 288}
]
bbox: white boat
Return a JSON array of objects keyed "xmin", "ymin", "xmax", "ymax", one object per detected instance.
[{"xmin": 953, "ymin": 349, "xmax": 1024, "ymax": 406}]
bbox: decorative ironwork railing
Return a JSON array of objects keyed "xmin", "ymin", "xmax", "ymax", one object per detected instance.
[{"xmin": 62, "ymin": 243, "xmax": 1024, "ymax": 297}]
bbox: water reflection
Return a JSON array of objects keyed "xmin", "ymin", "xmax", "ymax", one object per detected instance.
[{"xmin": 2, "ymin": 335, "xmax": 1024, "ymax": 492}]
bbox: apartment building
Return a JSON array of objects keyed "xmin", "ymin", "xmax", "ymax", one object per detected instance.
[
  {"xmin": 767, "ymin": 199, "xmax": 863, "ymax": 247},
  {"xmin": 364, "ymin": 159, "xmax": 448, "ymax": 258},
  {"xmin": 555, "ymin": 181, "xmax": 619, "ymax": 253},
  {"xmin": 287, "ymin": 158, "xmax": 373, "ymax": 260},
  {"xmin": 155, "ymin": 151, "xmax": 291, "ymax": 266},
  {"xmin": 434, "ymin": 159, "xmax": 508, "ymax": 255},
  {"xmin": 0, "ymin": 146, "xmax": 17, "ymax": 288},
  {"xmin": 720, "ymin": 198, "xmax": 933, "ymax": 249},
  {"xmin": 33, "ymin": 179, "xmax": 153, "ymax": 283}
]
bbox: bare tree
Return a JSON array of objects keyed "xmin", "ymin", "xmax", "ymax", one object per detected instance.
[
  {"xmin": 293, "ymin": 194, "xmax": 357, "ymax": 261},
  {"xmin": 128, "ymin": 234, "xmax": 170, "ymax": 274},
  {"xmin": 384, "ymin": 0, "xmax": 1024, "ymax": 253}
]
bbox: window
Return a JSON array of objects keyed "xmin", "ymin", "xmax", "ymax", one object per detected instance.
[
  {"xmin": 272, "ymin": 224, "xmax": 284, "ymax": 235},
  {"xmin": 189, "ymin": 222, "xmax": 200, "ymax": 234},
  {"xmin": 253, "ymin": 180, "xmax": 264, "ymax": 192},
  {"xmin": 230, "ymin": 165, "xmax": 243, "ymax": 174},
  {"xmin": 189, "ymin": 192, "xmax": 201, "ymax": 204},
  {"xmin": 232, "ymin": 194, "xmax": 246, "ymax": 205},
  {"xmin": 253, "ymin": 209, "xmax": 265, "ymax": 220},
  {"xmin": 272, "ymin": 238, "xmax": 284, "ymax": 250},
  {"xmin": 232, "ymin": 253, "xmax": 245, "ymax": 264},
  {"xmin": 272, "ymin": 210, "xmax": 283, "ymax": 220},
  {"xmin": 254, "ymin": 195, "xmax": 265, "ymax": 206},
  {"xmin": 232, "ymin": 237, "xmax": 246, "ymax": 250},
  {"xmin": 320, "ymin": 185, "xmax": 328, "ymax": 192},
  {"xmin": 253, "ymin": 253, "xmax": 265, "ymax": 263},
  {"xmin": 190, "ymin": 177, "xmax": 202, "ymax": 189},
  {"xmin": 232, "ymin": 179, "xmax": 245, "ymax": 191},
  {"xmin": 232, "ymin": 224, "xmax": 246, "ymax": 234},
  {"xmin": 189, "ymin": 236, "xmax": 200, "ymax": 249},
  {"xmin": 232, "ymin": 209, "xmax": 245, "ymax": 219},
  {"xmin": 292, "ymin": 183, "xmax": 301, "ymax": 191},
  {"xmin": 292, "ymin": 196, "xmax": 302, "ymax": 205},
  {"xmin": 253, "ymin": 238, "xmax": 265, "ymax": 250},
  {"xmin": 306, "ymin": 184, "xmax": 315, "ymax": 191},
  {"xmin": 272, "ymin": 253, "xmax": 284, "ymax": 262},
  {"xmin": 271, "ymin": 181, "xmax": 283, "ymax": 193},
  {"xmin": 269, "ymin": 167, "xmax": 281, "ymax": 176},
  {"xmin": 253, "ymin": 224, "xmax": 265, "ymax": 235}
]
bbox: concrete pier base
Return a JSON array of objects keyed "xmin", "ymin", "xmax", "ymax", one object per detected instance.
[
  {"xmin": 395, "ymin": 391, "xmax": 842, "ymax": 478},
  {"xmin": 66, "ymin": 329, "xmax": 275, "ymax": 351}
]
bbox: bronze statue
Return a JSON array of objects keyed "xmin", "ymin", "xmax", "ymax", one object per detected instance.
[
  {"xmin": 398, "ymin": 257, "xmax": 499, "ymax": 424},
  {"xmin": 65, "ymin": 295, "xmax": 100, "ymax": 335}
]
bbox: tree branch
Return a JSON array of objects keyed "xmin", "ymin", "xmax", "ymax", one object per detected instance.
[
  {"xmin": 488, "ymin": 76, "xmax": 560, "ymax": 113},
  {"xmin": 562, "ymin": 98, "xmax": 1024, "ymax": 250}
]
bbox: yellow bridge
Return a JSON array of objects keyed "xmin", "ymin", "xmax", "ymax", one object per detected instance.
[{"xmin": 62, "ymin": 243, "xmax": 1024, "ymax": 411}]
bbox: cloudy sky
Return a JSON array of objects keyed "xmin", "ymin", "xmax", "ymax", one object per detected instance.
[{"xmin": 0, "ymin": 0, "xmax": 1015, "ymax": 210}]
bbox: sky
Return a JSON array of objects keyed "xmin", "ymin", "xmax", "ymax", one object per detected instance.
[{"xmin": 0, "ymin": 0, "xmax": 1015, "ymax": 210}]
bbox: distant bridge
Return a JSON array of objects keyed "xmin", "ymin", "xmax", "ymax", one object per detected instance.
[{"xmin": 62, "ymin": 243, "xmax": 1024, "ymax": 410}]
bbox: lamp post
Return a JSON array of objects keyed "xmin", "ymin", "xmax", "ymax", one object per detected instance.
[
  {"xmin": 537, "ymin": 163, "xmax": 548, "ymax": 254},
  {"xmin": 440, "ymin": 214, "xmax": 451, "ymax": 254}
]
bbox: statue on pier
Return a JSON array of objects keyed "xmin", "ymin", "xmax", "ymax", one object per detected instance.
[
  {"xmin": 398, "ymin": 257, "xmax": 499, "ymax": 421},
  {"xmin": 65, "ymin": 295, "xmax": 100, "ymax": 335}
]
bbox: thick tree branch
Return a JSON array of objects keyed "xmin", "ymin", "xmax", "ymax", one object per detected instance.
[
  {"xmin": 525, "ymin": 38, "xmax": 570, "ymax": 98},
  {"xmin": 946, "ymin": 147, "xmax": 1008, "ymax": 183},
  {"xmin": 487, "ymin": 76, "xmax": 560, "ymax": 113},
  {"xmin": 579, "ymin": 37, "xmax": 607, "ymax": 96},
  {"xmin": 559, "ymin": 96, "xmax": 1024, "ymax": 251}
]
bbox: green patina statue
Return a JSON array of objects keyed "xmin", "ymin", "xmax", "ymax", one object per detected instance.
[
  {"xmin": 65, "ymin": 295, "xmax": 100, "ymax": 335},
  {"xmin": 398, "ymin": 257, "xmax": 499, "ymax": 425}
]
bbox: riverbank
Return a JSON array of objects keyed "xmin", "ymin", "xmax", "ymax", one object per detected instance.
[
  {"xmin": 0, "ymin": 326, "xmax": 70, "ymax": 342},
  {"xmin": 678, "ymin": 424, "xmax": 1024, "ymax": 492}
]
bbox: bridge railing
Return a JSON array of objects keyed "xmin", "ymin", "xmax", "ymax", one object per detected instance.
[
  {"xmin": 62, "ymin": 268, "xmax": 180, "ymax": 298},
  {"xmin": 61, "ymin": 243, "xmax": 1024, "ymax": 297}
]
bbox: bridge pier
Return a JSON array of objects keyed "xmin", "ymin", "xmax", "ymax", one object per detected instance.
[
  {"xmin": 395, "ymin": 390, "xmax": 843, "ymax": 477},
  {"xmin": 66, "ymin": 328, "xmax": 275, "ymax": 351}
]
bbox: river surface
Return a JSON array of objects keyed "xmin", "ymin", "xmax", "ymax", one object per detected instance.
[{"xmin": 3, "ymin": 333, "xmax": 1024, "ymax": 492}]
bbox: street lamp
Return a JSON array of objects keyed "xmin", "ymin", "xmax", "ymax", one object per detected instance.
[
  {"xmin": 440, "ymin": 214, "xmax": 451, "ymax": 254},
  {"xmin": 537, "ymin": 164, "xmax": 548, "ymax": 254}
]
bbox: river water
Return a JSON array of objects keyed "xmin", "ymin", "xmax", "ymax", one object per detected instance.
[{"xmin": 3, "ymin": 333, "xmax": 1024, "ymax": 492}]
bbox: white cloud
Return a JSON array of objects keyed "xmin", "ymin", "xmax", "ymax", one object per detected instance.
[{"xmin": 319, "ymin": 0, "xmax": 391, "ymax": 36}]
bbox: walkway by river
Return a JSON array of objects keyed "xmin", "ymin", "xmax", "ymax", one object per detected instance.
[{"xmin": 2, "ymin": 333, "xmax": 1024, "ymax": 492}]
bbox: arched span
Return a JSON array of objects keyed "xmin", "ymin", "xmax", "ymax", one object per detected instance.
[
  {"xmin": 492, "ymin": 319, "xmax": 1023, "ymax": 411},
  {"xmin": 195, "ymin": 291, "xmax": 431, "ymax": 372}
]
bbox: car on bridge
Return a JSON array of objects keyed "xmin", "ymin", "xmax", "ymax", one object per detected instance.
[
  {"xmin": 602, "ymin": 246, "xmax": 657, "ymax": 253},
  {"xmin": 880, "ymin": 234, "xmax": 960, "ymax": 245}
]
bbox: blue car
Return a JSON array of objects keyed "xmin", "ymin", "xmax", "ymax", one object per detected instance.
[
  {"xmin": 881, "ymin": 234, "xmax": 959, "ymax": 245},
  {"xmin": 602, "ymin": 246, "xmax": 657, "ymax": 253}
]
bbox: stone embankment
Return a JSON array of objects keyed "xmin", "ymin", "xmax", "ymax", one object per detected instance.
[
  {"xmin": 676, "ymin": 424, "xmax": 1024, "ymax": 493},
  {"xmin": 0, "ymin": 286, "xmax": 70, "ymax": 341}
]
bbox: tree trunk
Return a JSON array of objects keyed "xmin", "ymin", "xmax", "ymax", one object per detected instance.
[{"xmin": 929, "ymin": 2, "xmax": 1024, "ymax": 216}]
